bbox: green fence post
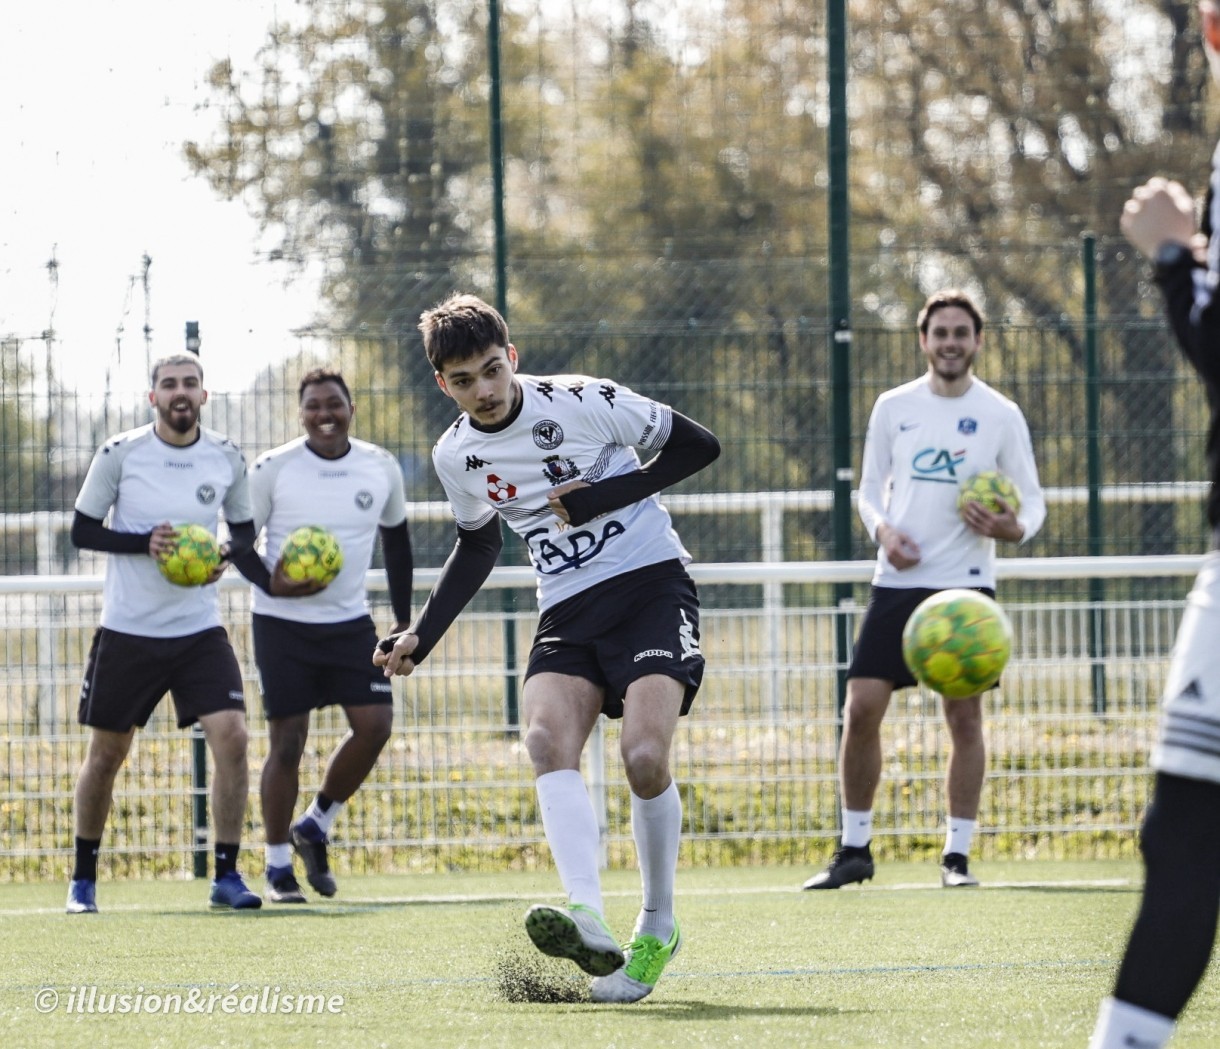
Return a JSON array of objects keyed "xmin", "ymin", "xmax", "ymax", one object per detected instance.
[
  {"xmin": 488, "ymin": 0, "xmax": 519, "ymax": 728},
  {"xmin": 1083, "ymin": 233, "xmax": 1108, "ymax": 714},
  {"xmin": 191, "ymin": 724, "xmax": 208, "ymax": 878},
  {"xmin": 827, "ymin": 0, "xmax": 853, "ymax": 724}
]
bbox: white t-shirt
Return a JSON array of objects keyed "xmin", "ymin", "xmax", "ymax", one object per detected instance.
[
  {"xmin": 856, "ymin": 375, "xmax": 1046, "ymax": 589},
  {"xmin": 75, "ymin": 424, "xmax": 253, "ymax": 638},
  {"xmin": 432, "ymin": 374, "xmax": 691, "ymax": 612},
  {"xmin": 248, "ymin": 436, "xmax": 408, "ymax": 624}
]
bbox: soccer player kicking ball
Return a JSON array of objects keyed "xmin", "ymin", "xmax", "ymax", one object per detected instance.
[{"xmin": 375, "ymin": 293, "xmax": 720, "ymax": 1003}]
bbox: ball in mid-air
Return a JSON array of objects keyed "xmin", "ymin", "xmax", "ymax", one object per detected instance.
[
  {"xmin": 901, "ymin": 589, "xmax": 1013, "ymax": 699},
  {"xmin": 157, "ymin": 523, "xmax": 221, "ymax": 586},
  {"xmin": 957, "ymin": 470, "xmax": 1021, "ymax": 516},
  {"xmin": 280, "ymin": 525, "xmax": 343, "ymax": 585}
]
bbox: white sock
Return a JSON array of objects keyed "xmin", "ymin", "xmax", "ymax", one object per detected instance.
[
  {"xmin": 1088, "ymin": 996, "xmax": 1175, "ymax": 1049},
  {"xmin": 304, "ymin": 796, "xmax": 342, "ymax": 836},
  {"xmin": 536, "ymin": 769, "xmax": 603, "ymax": 914},
  {"xmin": 631, "ymin": 781, "xmax": 682, "ymax": 940},
  {"xmin": 944, "ymin": 817, "xmax": 977, "ymax": 857},
  {"xmin": 841, "ymin": 807, "xmax": 873, "ymax": 848},
  {"xmin": 265, "ymin": 842, "xmax": 293, "ymax": 869}
]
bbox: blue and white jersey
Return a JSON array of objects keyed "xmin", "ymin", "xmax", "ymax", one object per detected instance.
[
  {"xmin": 432, "ymin": 374, "xmax": 691, "ymax": 612},
  {"xmin": 856, "ymin": 375, "xmax": 1046, "ymax": 589},
  {"xmin": 75, "ymin": 423, "xmax": 252, "ymax": 637},
  {"xmin": 248, "ymin": 436, "xmax": 408, "ymax": 624}
]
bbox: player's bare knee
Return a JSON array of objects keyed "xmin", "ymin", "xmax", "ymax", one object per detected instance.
[{"xmin": 621, "ymin": 738, "xmax": 669, "ymax": 795}]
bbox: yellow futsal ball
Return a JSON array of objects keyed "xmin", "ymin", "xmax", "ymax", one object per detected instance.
[
  {"xmin": 157, "ymin": 524, "xmax": 221, "ymax": 587},
  {"xmin": 957, "ymin": 470, "xmax": 1021, "ymax": 516},
  {"xmin": 901, "ymin": 589, "xmax": 1013, "ymax": 699},
  {"xmin": 279, "ymin": 526, "xmax": 343, "ymax": 585}
]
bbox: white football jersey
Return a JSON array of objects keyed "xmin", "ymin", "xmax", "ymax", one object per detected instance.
[
  {"xmin": 75, "ymin": 424, "xmax": 253, "ymax": 637},
  {"xmin": 248, "ymin": 437, "xmax": 408, "ymax": 624},
  {"xmin": 433, "ymin": 374, "xmax": 691, "ymax": 611},
  {"xmin": 857, "ymin": 375, "xmax": 1046, "ymax": 588}
]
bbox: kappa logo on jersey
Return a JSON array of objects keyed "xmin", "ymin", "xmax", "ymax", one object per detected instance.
[
  {"xmin": 567, "ymin": 382, "xmax": 585, "ymax": 401},
  {"xmin": 355, "ymin": 490, "xmax": 374, "ymax": 510},
  {"xmin": 541, "ymin": 455, "xmax": 580, "ymax": 486},
  {"xmin": 533, "ymin": 420, "xmax": 564, "ymax": 450},
  {"xmin": 678, "ymin": 608, "xmax": 701, "ymax": 660},
  {"xmin": 537, "ymin": 381, "xmax": 555, "ymax": 401},
  {"xmin": 465, "ymin": 455, "xmax": 490, "ymax": 471},
  {"xmin": 487, "ymin": 474, "xmax": 518, "ymax": 504},
  {"xmin": 196, "ymin": 484, "xmax": 216, "ymax": 505},
  {"xmin": 911, "ymin": 448, "xmax": 967, "ymax": 484},
  {"xmin": 958, "ymin": 417, "xmax": 978, "ymax": 435},
  {"xmin": 598, "ymin": 383, "xmax": 617, "ymax": 408},
  {"xmin": 524, "ymin": 519, "xmax": 626, "ymax": 573}
]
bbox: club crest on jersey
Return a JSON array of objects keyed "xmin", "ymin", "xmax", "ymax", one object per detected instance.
[
  {"xmin": 196, "ymin": 484, "xmax": 216, "ymax": 505},
  {"xmin": 487, "ymin": 474, "xmax": 518, "ymax": 504},
  {"xmin": 541, "ymin": 456, "xmax": 580, "ymax": 486},
  {"xmin": 533, "ymin": 420, "xmax": 564, "ymax": 450},
  {"xmin": 355, "ymin": 490, "xmax": 374, "ymax": 510},
  {"xmin": 958, "ymin": 417, "xmax": 978, "ymax": 435}
]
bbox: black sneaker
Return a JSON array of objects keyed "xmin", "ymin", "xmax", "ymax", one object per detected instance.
[
  {"xmin": 940, "ymin": 852, "xmax": 980, "ymax": 888},
  {"xmin": 265, "ymin": 864, "xmax": 307, "ymax": 904},
  {"xmin": 291, "ymin": 819, "xmax": 337, "ymax": 897},
  {"xmin": 802, "ymin": 844, "xmax": 875, "ymax": 890}
]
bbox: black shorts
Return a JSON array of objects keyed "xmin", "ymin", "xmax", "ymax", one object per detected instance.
[
  {"xmin": 848, "ymin": 585, "xmax": 998, "ymax": 690},
  {"xmin": 253, "ymin": 613, "xmax": 393, "ymax": 720},
  {"xmin": 524, "ymin": 560, "xmax": 705, "ymax": 720},
  {"xmin": 78, "ymin": 626, "xmax": 245, "ymax": 732}
]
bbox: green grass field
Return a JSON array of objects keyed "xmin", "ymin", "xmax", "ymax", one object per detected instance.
[{"xmin": 4, "ymin": 860, "xmax": 1217, "ymax": 1049}]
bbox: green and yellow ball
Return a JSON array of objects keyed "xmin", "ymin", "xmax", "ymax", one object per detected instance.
[
  {"xmin": 901, "ymin": 589, "xmax": 1013, "ymax": 699},
  {"xmin": 280, "ymin": 526, "xmax": 343, "ymax": 585},
  {"xmin": 957, "ymin": 470, "xmax": 1021, "ymax": 516},
  {"xmin": 157, "ymin": 523, "xmax": 221, "ymax": 587}
]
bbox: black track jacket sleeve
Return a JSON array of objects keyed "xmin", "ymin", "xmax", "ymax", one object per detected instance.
[
  {"xmin": 70, "ymin": 510, "xmax": 153, "ymax": 555},
  {"xmin": 380, "ymin": 520, "xmax": 415, "ymax": 625},
  {"xmin": 396, "ymin": 516, "xmax": 503, "ymax": 665},
  {"xmin": 555, "ymin": 411, "xmax": 721, "ymax": 528}
]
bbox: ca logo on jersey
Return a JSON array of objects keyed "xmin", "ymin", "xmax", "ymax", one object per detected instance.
[
  {"xmin": 196, "ymin": 484, "xmax": 216, "ymax": 505},
  {"xmin": 911, "ymin": 448, "xmax": 966, "ymax": 484}
]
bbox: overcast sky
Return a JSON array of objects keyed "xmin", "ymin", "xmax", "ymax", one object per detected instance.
[{"xmin": 1, "ymin": 1, "xmax": 317, "ymax": 394}]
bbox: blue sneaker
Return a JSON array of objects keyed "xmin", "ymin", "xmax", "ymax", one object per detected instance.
[
  {"xmin": 292, "ymin": 818, "xmax": 336, "ymax": 897},
  {"xmin": 209, "ymin": 871, "xmax": 263, "ymax": 910},
  {"xmin": 66, "ymin": 879, "xmax": 98, "ymax": 914}
]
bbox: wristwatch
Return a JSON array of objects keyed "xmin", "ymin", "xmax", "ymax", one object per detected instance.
[{"xmin": 1153, "ymin": 241, "xmax": 1194, "ymax": 277}]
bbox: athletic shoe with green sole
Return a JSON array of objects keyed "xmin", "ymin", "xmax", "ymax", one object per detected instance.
[
  {"xmin": 523, "ymin": 903, "xmax": 625, "ymax": 977},
  {"xmin": 590, "ymin": 918, "xmax": 682, "ymax": 1003}
]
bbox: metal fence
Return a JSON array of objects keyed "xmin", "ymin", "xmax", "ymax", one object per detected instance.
[{"xmin": 0, "ymin": 551, "xmax": 1192, "ymax": 881}]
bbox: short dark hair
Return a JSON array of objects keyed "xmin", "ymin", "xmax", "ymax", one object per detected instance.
[
  {"xmin": 418, "ymin": 293, "xmax": 510, "ymax": 372},
  {"xmin": 917, "ymin": 289, "xmax": 984, "ymax": 336},
  {"xmin": 298, "ymin": 367, "xmax": 352, "ymax": 404},
  {"xmin": 150, "ymin": 354, "xmax": 204, "ymax": 387}
]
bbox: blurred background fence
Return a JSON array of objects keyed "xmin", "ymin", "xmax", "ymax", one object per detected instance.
[
  {"xmin": 2, "ymin": 0, "xmax": 1217, "ymax": 878},
  {"xmin": 0, "ymin": 555, "xmax": 1195, "ymax": 880}
]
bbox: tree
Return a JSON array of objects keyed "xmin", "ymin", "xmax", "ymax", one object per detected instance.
[{"xmin": 844, "ymin": 0, "xmax": 1212, "ymax": 552}]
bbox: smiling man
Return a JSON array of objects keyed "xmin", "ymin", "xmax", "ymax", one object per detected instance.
[
  {"xmin": 67, "ymin": 354, "xmax": 261, "ymax": 913},
  {"xmin": 802, "ymin": 288, "xmax": 1046, "ymax": 893},
  {"xmin": 375, "ymin": 292, "xmax": 719, "ymax": 1003},
  {"xmin": 231, "ymin": 368, "xmax": 413, "ymax": 903}
]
